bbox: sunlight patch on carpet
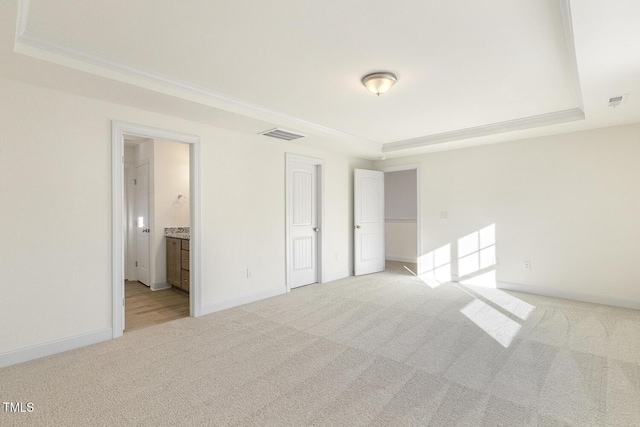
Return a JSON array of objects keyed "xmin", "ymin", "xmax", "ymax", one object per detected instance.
[{"xmin": 460, "ymin": 299, "xmax": 521, "ymax": 348}]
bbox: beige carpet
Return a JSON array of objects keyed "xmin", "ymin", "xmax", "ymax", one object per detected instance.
[{"xmin": 1, "ymin": 262, "xmax": 639, "ymax": 426}]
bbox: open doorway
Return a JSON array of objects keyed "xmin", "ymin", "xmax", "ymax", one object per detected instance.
[
  {"xmin": 123, "ymin": 136, "xmax": 191, "ymax": 332},
  {"xmin": 112, "ymin": 121, "xmax": 201, "ymax": 339},
  {"xmin": 382, "ymin": 166, "xmax": 419, "ymax": 275}
]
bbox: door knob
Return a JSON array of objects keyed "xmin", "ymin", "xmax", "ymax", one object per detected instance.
[
  {"xmin": 355, "ymin": 225, "xmax": 361, "ymax": 229},
  {"xmin": 313, "ymin": 227, "xmax": 319, "ymax": 232}
]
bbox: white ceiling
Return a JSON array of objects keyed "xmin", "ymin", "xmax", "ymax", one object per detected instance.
[{"xmin": 3, "ymin": 0, "xmax": 640, "ymax": 158}]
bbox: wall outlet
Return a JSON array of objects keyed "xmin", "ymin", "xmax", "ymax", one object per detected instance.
[
  {"xmin": 247, "ymin": 268, "xmax": 252, "ymax": 278},
  {"xmin": 335, "ymin": 253, "xmax": 340, "ymax": 261},
  {"xmin": 523, "ymin": 261, "xmax": 531, "ymax": 270}
]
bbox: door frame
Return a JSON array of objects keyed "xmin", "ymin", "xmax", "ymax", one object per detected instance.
[
  {"xmin": 380, "ymin": 163, "xmax": 421, "ymax": 273},
  {"xmin": 285, "ymin": 153, "xmax": 325, "ymax": 292},
  {"xmin": 112, "ymin": 121, "xmax": 202, "ymax": 339}
]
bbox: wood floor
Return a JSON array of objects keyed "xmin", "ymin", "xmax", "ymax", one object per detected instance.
[{"xmin": 124, "ymin": 281, "xmax": 189, "ymax": 332}]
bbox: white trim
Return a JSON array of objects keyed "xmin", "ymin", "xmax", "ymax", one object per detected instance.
[
  {"xmin": 112, "ymin": 124, "xmax": 125, "ymax": 337},
  {"xmin": 382, "ymin": 109, "xmax": 585, "ymax": 152},
  {"xmin": 190, "ymin": 135, "xmax": 203, "ymax": 317},
  {"xmin": 13, "ymin": 1, "xmax": 378, "ymax": 152},
  {"xmin": 385, "ymin": 256, "xmax": 418, "ymax": 264},
  {"xmin": 112, "ymin": 121, "xmax": 202, "ymax": 339},
  {"xmin": 201, "ymin": 287, "xmax": 285, "ymax": 316},
  {"xmin": 15, "ymin": 0, "xmax": 31, "ymax": 41},
  {"xmin": 559, "ymin": 0, "xmax": 584, "ymax": 111},
  {"xmin": 415, "ymin": 167, "xmax": 422, "ymax": 274},
  {"xmin": 285, "ymin": 153, "xmax": 325, "ymax": 292},
  {"xmin": 497, "ymin": 281, "xmax": 640, "ymax": 311},
  {"xmin": 0, "ymin": 329, "xmax": 112, "ymax": 368},
  {"xmin": 14, "ymin": 0, "xmax": 583, "ymax": 156}
]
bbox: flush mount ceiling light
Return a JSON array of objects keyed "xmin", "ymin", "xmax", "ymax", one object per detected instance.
[{"xmin": 362, "ymin": 72, "xmax": 397, "ymax": 96}]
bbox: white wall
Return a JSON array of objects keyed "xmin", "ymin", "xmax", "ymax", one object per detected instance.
[
  {"xmin": 0, "ymin": 77, "xmax": 369, "ymax": 363},
  {"xmin": 385, "ymin": 170, "xmax": 417, "ymax": 220},
  {"xmin": 152, "ymin": 139, "xmax": 190, "ymax": 289},
  {"xmin": 385, "ymin": 222, "xmax": 417, "ymax": 263},
  {"xmin": 377, "ymin": 124, "xmax": 640, "ymax": 307}
]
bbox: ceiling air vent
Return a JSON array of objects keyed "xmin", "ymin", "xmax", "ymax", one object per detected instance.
[
  {"xmin": 608, "ymin": 94, "xmax": 628, "ymax": 108},
  {"xmin": 259, "ymin": 128, "xmax": 305, "ymax": 141}
]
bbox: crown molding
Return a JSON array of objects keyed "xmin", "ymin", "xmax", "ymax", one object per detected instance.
[
  {"xmin": 15, "ymin": 30, "xmax": 379, "ymax": 149},
  {"xmin": 382, "ymin": 108, "xmax": 585, "ymax": 152},
  {"xmin": 15, "ymin": 0, "xmax": 30, "ymax": 41},
  {"xmin": 559, "ymin": 0, "xmax": 584, "ymax": 111},
  {"xmin": 13, "ymin": 0, "xmax": 379, "ymax": 151},
  {"xmin": 383, "ymin": 0, "xmax": 585, "ymax": 153},
  {"xmin": 14, "ymin": 0, "xmax": 585, "ymax": 157}
]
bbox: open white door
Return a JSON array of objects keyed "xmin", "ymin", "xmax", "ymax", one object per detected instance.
[
  {"xmin": 287, "ymin": 158, "xmax": 319, "ymax": 289},
  {"xmin": 354, "ymin": 169, "xmax": 385, "ymax": 276},
  {"xmin": 135, "ymin": 163, "xmax": 150, "ymax": 286}
]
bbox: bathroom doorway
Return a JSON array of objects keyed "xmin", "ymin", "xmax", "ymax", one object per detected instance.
[{"xmin": 112, "ymin": 121, "xmax": 201, "ymax": 338}]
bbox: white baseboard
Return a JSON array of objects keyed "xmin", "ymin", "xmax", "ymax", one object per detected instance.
[
  {"xmin": 200, "ymin": 287, "xmax": 286, "ymax": 316},
  {"xmin": 385, "ymin": 256, "xmax": 418, "ymax": 264},
  {"xmin": 0, "ymin": 328, "xmax": 112, "ymax": 368},
  {"xmin": 497, "ymin": 281, "xmax": 640, "ymax": 311},
  {"xmin": 323, "ymin": 270, "xmax": 351, "ymax": 283}
]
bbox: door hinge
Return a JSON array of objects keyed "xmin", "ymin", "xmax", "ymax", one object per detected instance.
[
  {"xmin": 135, "ymin": 261, "xmax": 138, "ymax": 267},
  {"xmin": 134, "ymin": 179, "xmax": 137, "ymax": 185}
]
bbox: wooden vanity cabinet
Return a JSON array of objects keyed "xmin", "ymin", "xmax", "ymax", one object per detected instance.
[{"xmin": 167, "ymin": 237, "xmax": 189, "ymax": 293}]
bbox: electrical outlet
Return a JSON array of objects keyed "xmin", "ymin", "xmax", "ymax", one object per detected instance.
[
  {"xmin": 247, "ymin": 268, "xmax": 252, "ymax": 278},
  {"xmin": 335, "ymin": 253, "xmax": 340, "ymax": 261},
  {"xmin": 523, "ymin": 261, "xmax": 531, "ymax": 270}
]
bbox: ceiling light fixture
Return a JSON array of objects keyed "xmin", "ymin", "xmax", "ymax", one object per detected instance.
[{"xmin": 362, "ymin": 72, "xmax": 397, "ymax": 96}]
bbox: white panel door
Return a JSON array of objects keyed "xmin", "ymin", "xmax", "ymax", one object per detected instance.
[
  {"xmin": 288, "ymin": 161, "xmax": 318, "ymax": 288},
  {"xmin": 135, "ymin": 163, "xmax": 150, "ymax": 286},
  {"xmin": 354, "ymin": 169, "xmax": 385, "ymax": 276}
]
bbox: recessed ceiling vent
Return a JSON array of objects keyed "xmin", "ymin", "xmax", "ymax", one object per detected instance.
[
  {"xmin": 609, "ymin": 94, "xmax": 628, "ymax": 108},
  {"xmin": 259, "ymin": 128, "xmax": 305, "ymax": 141}
]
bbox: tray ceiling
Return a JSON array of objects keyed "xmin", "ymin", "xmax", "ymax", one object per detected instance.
[{"xmin": 8, "ymin": 0, "xmax": 640, "ymax": 158}]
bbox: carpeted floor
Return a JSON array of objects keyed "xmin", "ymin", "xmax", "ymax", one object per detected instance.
[{"xmin": 1, "ymin": 262, "xmax": 639, "ymax": 426}]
